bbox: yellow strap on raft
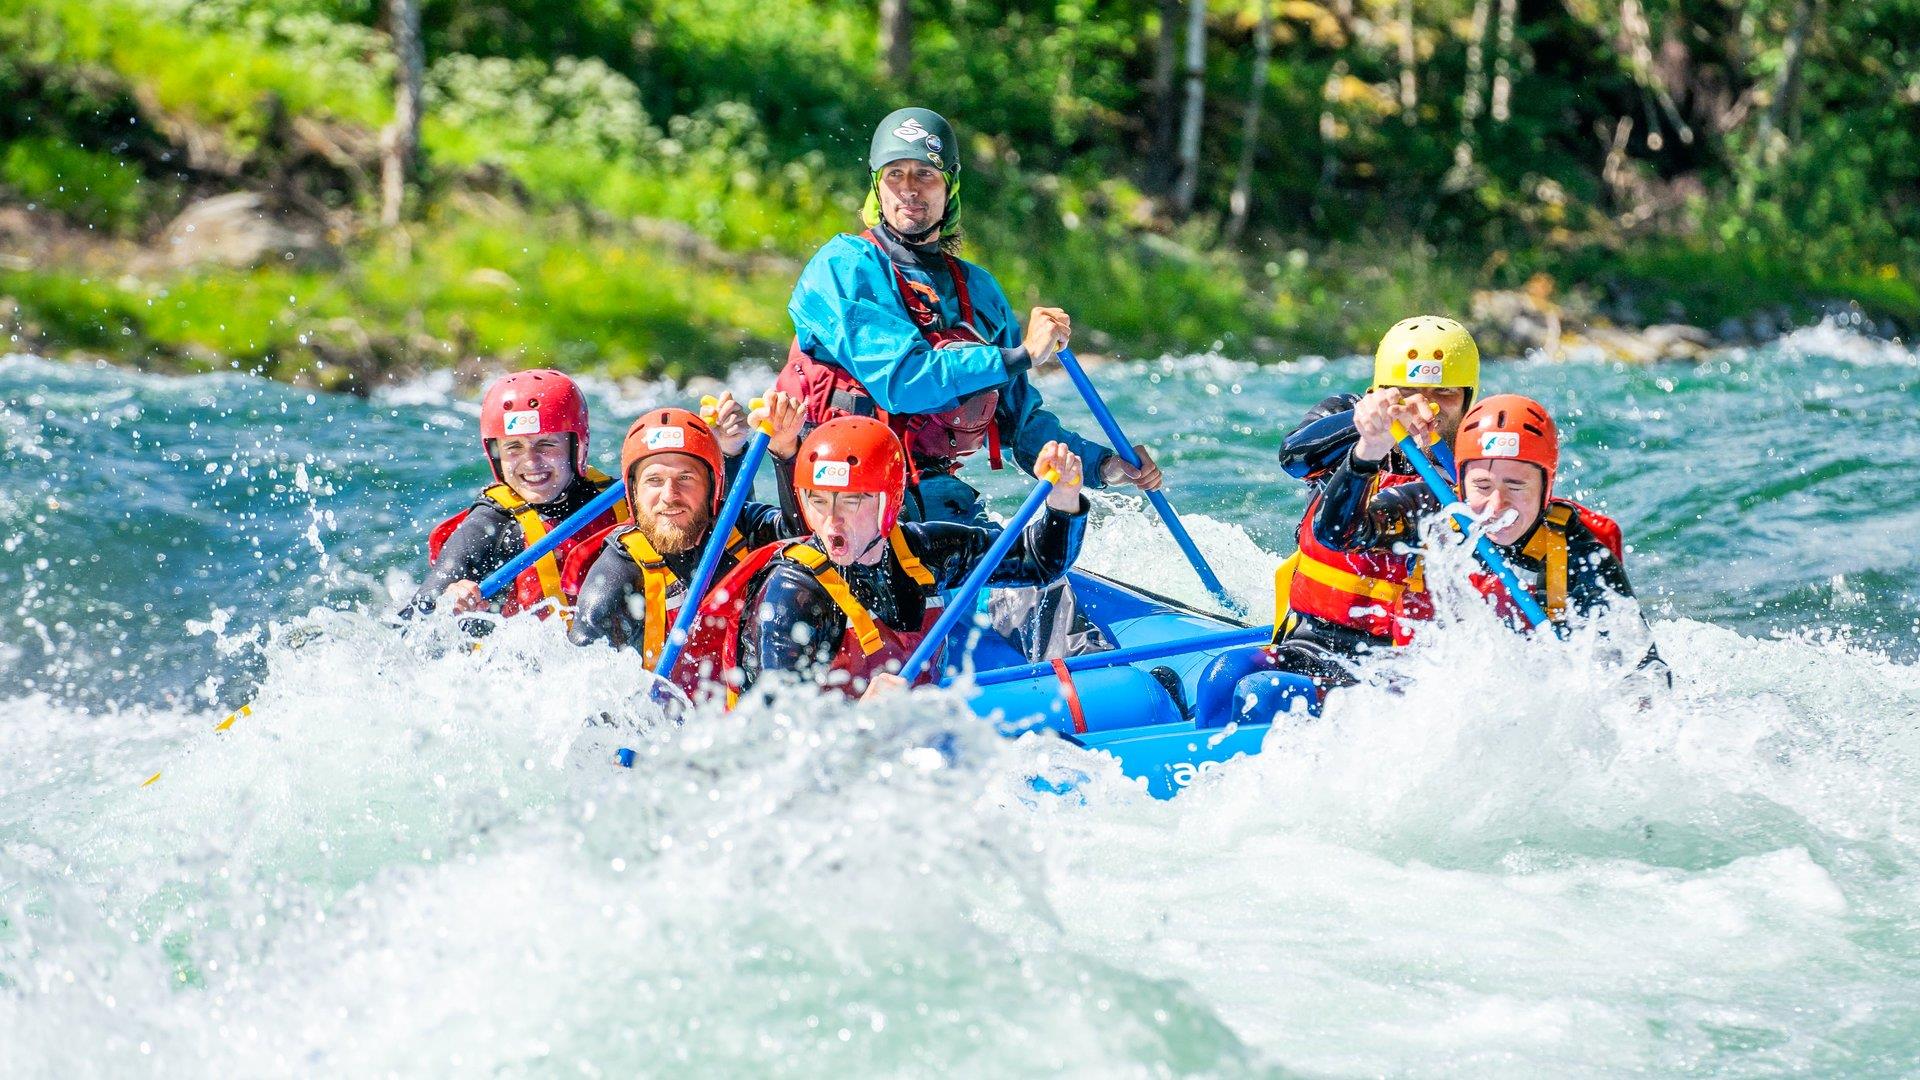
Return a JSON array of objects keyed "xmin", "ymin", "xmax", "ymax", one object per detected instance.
[
  {"xmin": 783, "ymin": 544, "xmax": 886, "ymax": 656},
  {"xmin": 619, "ymin": 526, "xmax": 749, "ymax": 670}
]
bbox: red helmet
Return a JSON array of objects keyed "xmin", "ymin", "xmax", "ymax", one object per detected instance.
[
  {"xmin": 479, "ymin": 369, "xmax": 590, "ymax": 481},
  {"xmin": 1454, "ymin": 394, "xmax": 1559, "ymax": 495},
  {"xmin": 621, "ymin": 408, "xmax": 727, "ymax": 516},
  {"xmin": 794, "ymin": 416, "xmax": 908, "ymax": 534}
]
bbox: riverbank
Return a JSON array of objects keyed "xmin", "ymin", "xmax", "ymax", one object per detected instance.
[{"xmin": 4, "ymin": 0, "xmax": 1913, "ymax": 393}]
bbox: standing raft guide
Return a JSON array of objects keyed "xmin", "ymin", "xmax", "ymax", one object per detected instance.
[{"xmin": 389, "ymin": 106, "xmax": 1668, "ymax": 798}]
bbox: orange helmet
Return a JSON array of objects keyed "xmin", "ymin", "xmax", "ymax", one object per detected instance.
[
  {"xmin": 794, "ymin": 416, "xmax": 908, "ymax": 534},
  {"xmin": 620, "ymin": 408, "xmax": 727, "ymax": 516},
  {"xmin": 1454, "ymin": 394, "xmax": 1559, "ymax": 495},
  {"xmin": 479, "ymin": 369, "xmax": 590, "ymax": 481}
]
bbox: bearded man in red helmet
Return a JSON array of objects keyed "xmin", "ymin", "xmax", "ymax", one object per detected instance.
[
  {"xmin": 564, "ymin": 393, "xmax": 808, "ymax": 679},
  {"xmin": 696, "ymin": 417, "xmax": 1089, "ymax": 699},
  {"xmin": 407, "ymin": 370, "xmax": 627, "ymax": 621}
]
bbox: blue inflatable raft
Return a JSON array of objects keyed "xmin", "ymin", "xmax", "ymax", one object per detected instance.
[{"xmin": 938, "ymin": 570, "xmax": 1320, "ymax": 798}]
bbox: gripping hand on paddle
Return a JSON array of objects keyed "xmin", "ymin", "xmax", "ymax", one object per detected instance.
[
  {"xmin": 1098, "ymin": 444, "xmax": 1164, "ymax": 491},
  {"xmin": 749, "ymin": 391, "xmax": 807, "ymax": 459},
  {"xmin": 1022, "ymin": 307, "xmax": 1072, "ymax": 367},
  {"xmin": 440, "ymin": 579, "xmax": 485, "ymax": 613},
  {"xmin": 1353, "ymin": 388, "xmax": 1441, "ymax": 463},
  {"xmin": 705, "ymin": 391, "xmax": 752, "ymax": 455},
  {"xmin": 1034, "ymin": 442, "xmax": 1087, "ymax": 511}
]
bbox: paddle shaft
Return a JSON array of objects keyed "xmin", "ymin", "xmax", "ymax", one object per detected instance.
[
  {"xmin": 1054, "ymin": 349, "xmax": 1238, "ymax": 613},
  {"xmin": 477, "ymin": 480, "xmax": 626, "ymax": 599},
  {"xmin": 1390, "ymin": 425, "xmax": 1550, "ymax": 629},
  {"xmin": 653, "ymin": 429, "xmax": 773, "ymax": 677},
  {"xmin": 899, "ymin": 472, "xmax": 1059, "ymax": 684},
  {"xmin": 952, "ymin": 625, "xmax": 1271, "ymax": 689}
]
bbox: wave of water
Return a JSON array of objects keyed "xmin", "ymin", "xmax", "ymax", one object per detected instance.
[{"xmin": 4, "ymin": 327, "xmax": 1919, "ymax": 1076}]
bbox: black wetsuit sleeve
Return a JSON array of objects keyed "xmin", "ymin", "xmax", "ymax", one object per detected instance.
[
  {"xmin": 741, "ymin": 564, "xmax": 845, "ymax": 685},
  {"xmin": 735, "ymin": 499, "xmax": 809, "ymax": 548},
  {"xmin": 1311, "ymin": 452, "xmax": 1435, "ymax": 554},
  {"xmin": 1279, "ymin": 393, "xmax": 1363, "ymax": 480},
  {"xmin": 1565, "ymin": 528, "xmax": 1672, "ymax": 687},
  {"xmin": 569, "ymin": 546, "xmax": 644, "ymax": 648},
  {"xmin": 404, "ymin": 504, "xmax": 521, "ymax": 617},
  {"xmin": 913, "ymin": 499, "xmax": 1089, "ymax": 589}
]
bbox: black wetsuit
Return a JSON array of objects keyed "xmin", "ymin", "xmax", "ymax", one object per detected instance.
[
  {"xmin": 404, "ymin": 475, "xmax": 609, "ymax": 618},
  {"xmin": 738, "ymin": 500, "xmax": 1089, "ymax": 689},
  {"xmin": 1314, "ymin": 450, "xmax": 1671, "ymax": 684}
]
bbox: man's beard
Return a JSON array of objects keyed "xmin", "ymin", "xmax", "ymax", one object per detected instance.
[{"xmin": 637, "ymin": 502, "xmax": 713, "ymax": 555}]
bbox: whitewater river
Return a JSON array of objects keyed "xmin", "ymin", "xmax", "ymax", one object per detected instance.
[{"xmin": 3, "ymin": 323, "xmax": 1919, "ymax": 1076}]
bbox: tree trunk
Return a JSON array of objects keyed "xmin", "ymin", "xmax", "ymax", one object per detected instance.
[
  {"xmin": 1489, "ymin": 0, "xmax": 1516, "ymax": 124},
  {"xmin": 1450, "ymin": 0, "xmax": 1491, "ymax": 174},
  {"xmin": 1226, "ymin": 0, "xmax": 1271, "ymax": 241},
  {"xmin": 380, "ymin": 0, "xmax": 423, "ymax": 228},
  {"xmin": 1172, "ymin": 0, "xmax": 1207, "ymax": 216},
  {"xmin": 878, "ymin": 0, "xmax": 912, "ymax": 83},
  {"xmin": 1396, "ymin": 0, "xmax": 1417, "ymax": 125},
  {"xmin": 1757, "ymin": 0, "xmax": 1817, "ymax": 153},
  {"xmin": 1144, "ymin": 0, "xmax": 1182, "ymax": 195}
]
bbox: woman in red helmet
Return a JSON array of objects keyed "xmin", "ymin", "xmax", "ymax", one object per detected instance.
[
  {"xmin": 406, "ymin": 370, "xmax": 626, "ymax": 621},
  {"xmin": 1313, "ymin": 393, "xmax": 1667, "ymax": 682},
  {"xmin": 719, "ymin": 416, "xmax": 1089, "ymax": 698},
  {"xmin": 566, "ymin": 393, "xmax": 808, "ymax": 671}
]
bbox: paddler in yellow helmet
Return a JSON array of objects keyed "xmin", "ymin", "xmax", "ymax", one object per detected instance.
[{"xmin": 1266, "ymin": 316, "xmax": 1483, "ymax": 679}]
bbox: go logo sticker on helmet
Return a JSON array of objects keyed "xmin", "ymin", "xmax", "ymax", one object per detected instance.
[
  {"xmin": 1480, "ymin": 432, "xmax": 1523, "ymax": 457},
  {"xmin": 812, "ymin": 461, "xmax": 852, "ymax": 488},
  {"xmin": 502, "ymin": 410, "xmax": 542, "ymax": 435},
  {"xmin": 644, "ymin": 427, "xmax": 686, "ymax": 450},
  {"xmin": 1406, "ymin": 361, "xmax": 1446, "ymax": 385}
]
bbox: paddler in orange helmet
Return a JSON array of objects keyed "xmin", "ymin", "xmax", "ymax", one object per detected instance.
[
  {"xmin": 698, "ymin": 417, "xmax": 1090, "ymax": 699},
  {"xmin": 1313, "ymin": 392, "xmax": 1669, "ymax": 683}
]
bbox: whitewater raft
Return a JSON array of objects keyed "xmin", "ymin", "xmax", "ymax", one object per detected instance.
[{"xmin": 938, "ymin": 570, "xmax": 1320, "ymax": 798}]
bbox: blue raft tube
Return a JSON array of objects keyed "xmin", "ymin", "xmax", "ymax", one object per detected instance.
[{"xmin": 934, "ymin": 570, "xmax": 1320, "ymax": 798}]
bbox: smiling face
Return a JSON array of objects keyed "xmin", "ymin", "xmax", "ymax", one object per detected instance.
[
  {"xmin": 494, "ymin": 434, "xmax": 575, "ymax": 504},
  {"xmin": 800, "ymin": 489, "xmax": 888, "ymax": 566},
  {"xmin": 1462, "ymin": 458, "xmax": 1548, "ymax": 546},
  {"xmin": 631, "ymin": 454, "xmax": 713, "ymax": 555},
  {"xmin": 876, "ymin": 159, "xmax": 948, "ymax": 237}
]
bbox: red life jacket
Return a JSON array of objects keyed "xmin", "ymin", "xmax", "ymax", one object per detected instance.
[
  {"xmin": 559, "ymin": 521, "xmax": 751, "ymax": 674},
  {"xmin": 775, "ymin": 230, "xmax": 1003, "ymax": 479},
  {"xmin": 1274, "ymin": 471, "xmax": 1425, "ymax": 644},
  {"xmin": 426, "ymin": 468, "xmax": 626, "ymax": 624},
  {"xmin": 687, "ymin": 528, "xmax": 944, "ymax": 704}
]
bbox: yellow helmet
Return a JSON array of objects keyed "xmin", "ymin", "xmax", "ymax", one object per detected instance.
[{"xmin": 1371, "ymin": 316, "xmax": 1480, "ymax": 397}]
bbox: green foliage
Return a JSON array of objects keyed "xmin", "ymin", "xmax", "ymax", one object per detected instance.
[{"xmin": 0, "ymin": 136, "xmax": 161, "ymax": 233}]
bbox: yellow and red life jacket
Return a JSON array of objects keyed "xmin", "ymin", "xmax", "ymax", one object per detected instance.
[
  {"xmin": 1275, "ymin": 481, "xmax": 1623, "ymax": 645},
  {"xmin": 558, "ymin": 523, "xmax": 751, "ymax": 673},
  {"xmin": 427, "ymin": 467, "xmax": 626, "ymax": 624},
  {"xmin": 689, "ymin": 527, "xmax": 943, "ymax": 704}
]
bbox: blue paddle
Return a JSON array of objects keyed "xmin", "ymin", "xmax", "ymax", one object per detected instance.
[
  {"xmin": 652, "ymin": 403, "xmax": 772, "ymax": 680},
  {"xmin": 1054, "ymin": 348, "xmax": 1240, "ymax": 615},
  {"xmin": 898, "ymin": 467, "xmax": 1061, "ymax": 684},
  {"xmin": 1390, "ymin": 420, "xmax": 1550, "ymax": 629},
  {"xmin": 611, "ymin": 398, "xmax": 771, "ymax": 768},
  {"xmin": 475, "ymin": 480, "xmax": 626, "ymax": 600}
]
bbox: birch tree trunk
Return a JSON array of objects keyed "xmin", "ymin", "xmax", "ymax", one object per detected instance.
[
  {"xmin": 1489, "ymin": 0, "xmax": 1516, "ymax": 124},
  {"xmin": 1397, "ymin": 0, "xmax": 1418, "ymax": 125},
  {"xmin": 380, "ymin": 0, "xmax": 423, "ymax": 228},
  {"xmin": 1172, "ymin": 0, "xmax": 1207, "ymax": 216},
  {"xmin": 1451, "ymin": 0, "xmax": 1491, "ymax": 173},
  {"xmin": 1227, "ymin": 0, "xmax": 1271, "ymax": 240}
]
